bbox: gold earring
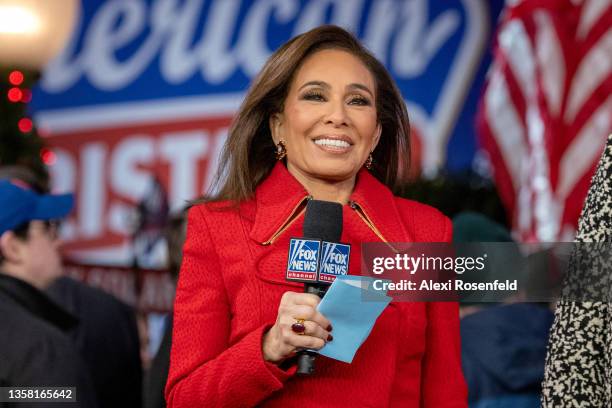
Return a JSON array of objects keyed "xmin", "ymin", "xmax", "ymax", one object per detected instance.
[
  {"xmin": 365, "ymin": 152, "xmax": 373, "ymax": 170},
  {"xmin": 275, "ymin": 140, "xmax": 287, "ymax": 160}
]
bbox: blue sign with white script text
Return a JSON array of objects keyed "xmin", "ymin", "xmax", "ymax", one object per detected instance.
[
  {"xmin": 33, "ymin": 0, "xmax": 504, "ymax": 173},
  {"xmin": 27, "ymin": 0, "xmax": 505, "ymax": 265}
]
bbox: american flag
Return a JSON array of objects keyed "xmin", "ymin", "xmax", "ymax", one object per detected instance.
[{"xmin": 477, "ymin": 0, "xmax": 612, "ymax": 242}]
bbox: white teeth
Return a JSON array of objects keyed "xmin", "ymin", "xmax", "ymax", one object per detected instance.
[{"xmin": 314, "ymin": 139, "xmax": 350, "ymax": 148}]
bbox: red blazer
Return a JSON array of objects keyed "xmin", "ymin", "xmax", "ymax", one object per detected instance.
[{"xmin": 166, "ymin": 163, "xmax": 467, "ymax": 408}]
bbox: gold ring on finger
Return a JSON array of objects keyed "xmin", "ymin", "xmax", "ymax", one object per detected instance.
[{"xmin": 291, "ymin": 318, "xmax": 306, "ymax": 335}]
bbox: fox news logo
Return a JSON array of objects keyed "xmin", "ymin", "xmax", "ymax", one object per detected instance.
[
  {"xmin": 319, "ymin": 242, "xmax": 351, "ymax": 283},
  {"xmin": 286, "ymin": 239, "xmax": 321, "ymax": 282}
]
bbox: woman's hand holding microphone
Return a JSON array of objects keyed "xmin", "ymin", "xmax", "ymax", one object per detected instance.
[{"xmin": 262, "ymin": 291, "xmax": 333, "ymax": 364}]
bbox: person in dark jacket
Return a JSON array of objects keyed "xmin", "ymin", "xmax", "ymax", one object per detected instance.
[
  {"xmin": 454, "ymin": 212, "xmax": 554, "ymax": 408},
  {"xmin": 0, "ymin": 180, "xmax": 98, "ymax": 408},
  {"xmin": 0, "ymin": 165, "xmax": 143, "ymax": 408},
  {"xmin": 143, "ymin": 209, "xmax": 187, "ymax": 408},
  {"xmin": 46, "ymin": 276, "xmax": 143, "ymax": 408},
  {"xmin": 461, "ymin": 303, "xmax": 554, "ymax": 408}
]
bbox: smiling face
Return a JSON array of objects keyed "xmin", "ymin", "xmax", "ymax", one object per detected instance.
[{"xmin": 270, "ymin": 49, "xmax": 381, "ymax": 188}]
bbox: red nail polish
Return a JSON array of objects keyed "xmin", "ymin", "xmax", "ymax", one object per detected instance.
[
  {"xmin": 327, "ymin": 324, "xmax": 333, "ymax": 331},
  {"xmin": 327, "ymin": 334, "xmax": 333, "ymax": 342}
]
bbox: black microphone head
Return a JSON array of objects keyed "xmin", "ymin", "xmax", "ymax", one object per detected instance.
[{"xmin": 303, "ymin": 199, "xmax": 342, "ymax": 242}]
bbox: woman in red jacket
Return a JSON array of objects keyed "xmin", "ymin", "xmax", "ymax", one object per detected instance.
[{"xmin": 166, "ymin": 25, "xmax": 467, "ymax": 407}]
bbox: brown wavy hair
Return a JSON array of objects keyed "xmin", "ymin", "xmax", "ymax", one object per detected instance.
[{"xmin": 205, "ymin": 25, "xmax": 410, "ymax": 204}]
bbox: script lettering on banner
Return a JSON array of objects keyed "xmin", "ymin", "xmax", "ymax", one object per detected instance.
[{"xmin": 33, "ymin": 0, "xmax": 498, "ymax": 265}]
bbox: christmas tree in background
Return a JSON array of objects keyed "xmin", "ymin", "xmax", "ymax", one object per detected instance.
[{"xmin": 0, "ymin": 68, "xmax": 51, "ymax": 186}]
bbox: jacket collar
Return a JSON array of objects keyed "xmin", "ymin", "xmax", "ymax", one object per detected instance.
[
  {"xmin": 350, "ymin": 166, "xmax": 412, "ymax": 243},
  {"xmin": 249, "ymin": 162, "xmax": 411, "ymax": 243},
  {"xmin": 0, "ymin": 273, "xmax": 79, "ymax": 331},
  {"xmin": 249, "ymin": 163, "xmax": 309, "ymax": 243}
]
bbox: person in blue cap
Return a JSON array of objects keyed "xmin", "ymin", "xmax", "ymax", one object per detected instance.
[
  {"xmin": 0, "ymin": 180, "xmax": 73, "ymax": 288},
  {"xmin": 0, "ymin": 179, "xmax": 98, "ymax": 408}
]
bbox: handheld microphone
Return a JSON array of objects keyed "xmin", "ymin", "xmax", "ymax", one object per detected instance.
[
  {"xmin": 285, "ymin": 199, "xmax": 349, "ymax": 375},
  {"xmin": 302, "ymin": 200, "xmax": 343, "ymax": 297}
]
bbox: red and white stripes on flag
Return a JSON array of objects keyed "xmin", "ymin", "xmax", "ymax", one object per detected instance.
[{"xmin": 477, "ymin": 0, "xmax": 611, "ymax": 242}]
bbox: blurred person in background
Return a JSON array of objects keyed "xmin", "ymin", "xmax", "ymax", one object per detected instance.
[
  {"xmin": 454, "ymin": 212, "xmax": 554, "ymax": 408},
  {"xmin": 46, "ymin": 267, "xmax": 143, "ymax": 408},
  {"xmin": 144, "ymin": 209, "xmax": 187, "ymax": 408},
  {"xmin": 166, "ymin": 25, "xmax": 466, "ymax": 407},
  {"xmin": 0, "ymin": 166, "xmax": 142, "ymax": 408},
  {"xmin": 0, "ymin": 179, "xmax": 98, "ymax": 408}
]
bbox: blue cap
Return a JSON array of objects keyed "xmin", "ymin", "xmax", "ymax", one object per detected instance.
[{"xmin": 0, "ymin": 180, "xmax": 74, "ymax": 235}]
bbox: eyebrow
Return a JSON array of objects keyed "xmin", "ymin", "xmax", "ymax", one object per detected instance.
[{"xmin": 298, "ymin": 81, "xmax": 374, "ymax": 97}]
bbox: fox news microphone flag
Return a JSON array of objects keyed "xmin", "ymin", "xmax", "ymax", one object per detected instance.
[
  {"xmin": 285, "ymin": 199, "xmax": 351, "ymax": 375},
  {"xmin": 285, "ymin": 200, "xmax": 351, "ymax": 293}
]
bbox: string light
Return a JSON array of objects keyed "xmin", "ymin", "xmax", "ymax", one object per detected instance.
[
  {"xmin": 18, "ymin": 118, "xmax": 33, "ymax": 133},
  {"xmin": 7, "ymin": 87, "xmax": 22, "ymax": 102},
  {"xmin": 40, "ymin": 148, "xmax": 57, "ymax": 165},
  {"xmin": 8, "ymin": 70, "xmax": 24, "ymax": 86}
]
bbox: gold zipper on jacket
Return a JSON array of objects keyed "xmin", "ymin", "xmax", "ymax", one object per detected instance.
[
  {"xmin": 262, "ymin": 197, "xmax": 388, "ymax": 245},
  {"xmin": 261, "ymin": 195, "xmax": 312, "ymax": 245},
  {"xmin": 348, "ymin": 200, "xmax": 388, "ymax": 243}
]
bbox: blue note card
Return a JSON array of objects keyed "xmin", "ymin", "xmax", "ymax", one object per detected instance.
[{"xmin": 317, "ymin": 276, "xmax": 392, "ymax": 363}]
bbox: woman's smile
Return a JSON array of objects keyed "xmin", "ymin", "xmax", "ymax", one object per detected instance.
[{"xmin": 312, "ymin": 134, "xmax": 354, "ymax": 153}]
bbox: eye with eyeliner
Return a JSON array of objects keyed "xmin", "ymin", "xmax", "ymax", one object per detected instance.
[
  {"xmin": 347, "ymin": 94, "xmax": 371, "ymax": 106},
  {"xmin": 300, "ymin": 89, "xmax": 372, "ymax": 106},
  {"xmin": 301, "ymin": 89, "xmax": 326, "ymax": 101}
]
